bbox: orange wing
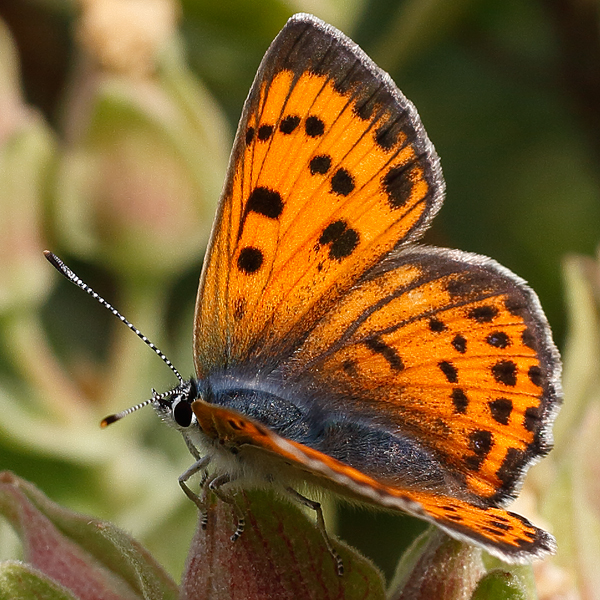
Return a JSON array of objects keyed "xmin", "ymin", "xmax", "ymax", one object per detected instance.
[
  {"xmin": 188, "ymin": 14, "xmax": 561, "ymax": 563},
  {"xmin": 276, "ymin": 246, "xmax": 561, "ymax": 506},
  {"xmin": 191, "ymin": 398, "xmax": 556, "ymax": 563},
  {"xmin": 193, "ymin": 15, "xmax": 444, "ymax": 375}
]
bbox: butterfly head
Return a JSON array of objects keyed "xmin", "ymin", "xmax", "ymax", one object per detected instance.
[
  {"xmin": 152, "ymin": 379, "xmax": 200, "ymax": 431},
  {"xmin": 100, "ymin": 379, "xmax": 202, "ymax": 432}
]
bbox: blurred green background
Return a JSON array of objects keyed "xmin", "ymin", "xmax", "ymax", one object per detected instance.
[{"xmin": 0, "ymin": 0, "xmax": 598, "ymax": 589}]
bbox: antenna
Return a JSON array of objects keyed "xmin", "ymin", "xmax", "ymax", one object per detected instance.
[
  {"xmin": 100, "ymin": 388, "xmax": 174, "ymax": 427},
  {"xmin": 100, "ymin": 398, "xmax": 154, "ymax": 427},
  {"xmin": 44, "ymin": 251, "xmax": 185, "ymax": 412}
]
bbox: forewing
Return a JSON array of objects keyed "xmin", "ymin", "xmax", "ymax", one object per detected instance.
[{"xmin": 193, "ymin": 14, "xmax": 444, "ymax": 375}]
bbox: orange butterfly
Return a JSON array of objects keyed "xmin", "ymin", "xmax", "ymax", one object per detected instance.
[{"xmin": 47, "ymin": 13, "xmax": 561, "ymax": 572}]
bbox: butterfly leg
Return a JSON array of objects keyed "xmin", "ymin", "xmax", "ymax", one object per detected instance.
[
  {"xmin": 196, "ymin": 470, "xmax": 211, "ymax": 529},
  {"xmin": 179, "ymin": 454, "xmax": 211, "ymax": 518},
  {"xmin": 179, "ymin": 433, "xmax": 212, "ymax": 527},
  {"xmin": 208, "ymin": 473, "xmax": 246, "ymax": 542},
  {"xmin": 183, "ymin": 433, "xmax": 202, "ymax": 460},
  {"xmin": 286, "ymin": 487, "xmax": 344, "ymax": 576}
]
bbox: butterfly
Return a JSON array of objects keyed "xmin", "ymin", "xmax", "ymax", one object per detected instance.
[{"xmin": 47, "ymin": 12, "xmax": 561, "ymax": 573}]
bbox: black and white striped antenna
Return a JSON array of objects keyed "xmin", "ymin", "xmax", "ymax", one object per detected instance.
[{"xmin": 44, "ymin": 251, "xmax": 183, "ymax": 427}]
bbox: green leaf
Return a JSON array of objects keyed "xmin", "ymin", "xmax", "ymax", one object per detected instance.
[
  {"xmin": 0, "ymin": 561, "xmax": 78, "ymax": 600},
  {"xmin": 470, "ymin": 569, "xmax": 529, "ymax": 600}
]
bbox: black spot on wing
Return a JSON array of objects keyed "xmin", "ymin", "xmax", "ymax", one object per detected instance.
[
  {"xmin": 258, "ymin": 124, "xmax": 273, "ymax": 141},
  {"xmin": 374, "ymin": 123, "xmax": 399, "ymax": 150},
  {"xmin": 429, "ymin": 318, "xmax": 446, "ymax": 332},
  {"xmin": 319, "ymin": 220, "xmax": 360, "ymax": 260},
  {"xmin": 280, "ymin": 115, "xmax": 300, "ymax": 134},
  {"xmin": 310, "ymin": 155, "xmax": 331, "ymax": 175},
  {"xmin": 469, "ymin": 305, "xmax": 498, "ymax": 323},
  {"xmin": 451, "ymin": 388, "xmax": 469, "ymax": 414},
  {"xmin": 237, "ymin": 247, "xmax": 263, "ymax": 274},
  {"xmin": 489, "ymin": 398, "xmax": 513, "ymax": 425},
  {"xmin": 331, "ymin": 168, "xmax": 355, "ymax": 196},
  {"xmin": 492, "ymin": 360, "xmax": 517, "ymax": 386},
  {"xmin": 305, "ymin": 115, "xmax": 325, "ymax": 137},
  {"xmin": 487, "ymin": 332, "xmax": 510, "ymax": 348},
  {"xmin": 364, "ymin": 336, "xmax": 404, "ymax": 371},
  {"xmin": 247, "ymin": 187, "xmax": 283, "ymax": 219},
  {"xmin": 319, "ymin": 221, "xmax": 346, "ymax": 245},
  {"xmin": 452, "ymin": 334, "xmax": 467, "ymax": 354},
  {"xmin": 465, "ymin": 430, "xmax": 493, "ymax": 471},
  {"xmin": 524, "ymin": 405, "xmax": 542, "ymax": 432},
  {"xmin": 528, "ymin": 365, "xmax": 543, "ymax": 387},
  {"xmin": 381, "ymin": 164, "xmax": 412, "ymax": 209},
  {"xmin": 439, "ymin": 361, "xmax": 458, "ymax": 383}
]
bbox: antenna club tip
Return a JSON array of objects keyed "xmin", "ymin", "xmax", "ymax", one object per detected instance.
[
  {"xmin": 44, "ymin": 251, "xmax": 61, "ymax": 269},
  {"xmin": 101, "ymin": 414, "xmax": 120, "ymax": 428}
]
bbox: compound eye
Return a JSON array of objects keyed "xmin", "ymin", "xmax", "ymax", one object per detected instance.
[{"xmin": 172, "ymin": 398, "xmax": 194, "ymax": 428}]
